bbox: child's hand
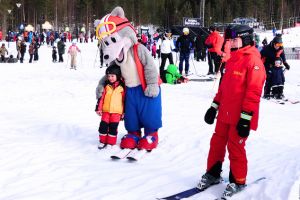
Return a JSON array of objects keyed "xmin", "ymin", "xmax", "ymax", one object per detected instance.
[{"xmin": 96, "ymin": 110, "xmax": 102, "ymax": 116}]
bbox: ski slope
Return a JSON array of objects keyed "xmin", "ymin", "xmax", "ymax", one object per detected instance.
[{"xmin": 0, "ymin": 27, "xmax": 299, "ymax": 200}]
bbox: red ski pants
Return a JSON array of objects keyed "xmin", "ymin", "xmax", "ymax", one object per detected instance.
[{"xmin": 207, "ymin": 120, "xmax": 248, "ymax": 184}]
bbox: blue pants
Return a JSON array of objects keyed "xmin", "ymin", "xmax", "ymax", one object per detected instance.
[
  {"xmin": 124, "ymin": 85, "xmax": 162, "ymax": 134},
  {"xmin": 179, "ymin": 52, "xmax": 190, "ymax": 74}
]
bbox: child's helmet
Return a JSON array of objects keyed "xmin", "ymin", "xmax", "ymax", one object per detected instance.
[
  {"xmin": 224, "ymin": 24, "xmax": 254, "ymax": 47},
  {"xmin": 274, "ymin": 57, "xmax": 283, "ymax": 65},
  {"xmin": 106, "ymin": 64, "xmax": 122, "ymax": 80}
]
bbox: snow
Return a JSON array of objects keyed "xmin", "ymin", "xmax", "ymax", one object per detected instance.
[{"xmin": 0, "ymin": 27, "xmax": 300, "ymax": 200}]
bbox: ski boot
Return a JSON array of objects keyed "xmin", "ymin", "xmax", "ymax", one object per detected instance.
[
  {"xmin": 197, "ymin": 172, "xmax": 222, "ymax": 191},
  {"xmin": 222, "ymin": 183, "xmax": 246, "ymax": 198},
  {"xmin": 120, "ymin": 131, "xmax": 141, "ymax": 149},
  {"xmin": 137, "ymin": 132, "xmax": 158, "ymax": 151}
]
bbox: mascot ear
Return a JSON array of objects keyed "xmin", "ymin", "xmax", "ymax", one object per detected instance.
[{"xmin": 111, "ymin": 6, "xmax": 125, "ymax": 18}]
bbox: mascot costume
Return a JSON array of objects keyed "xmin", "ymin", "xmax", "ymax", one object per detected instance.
[{"xmin": 95, "ymin": 7, "xmax": 162, "ymax": 151}]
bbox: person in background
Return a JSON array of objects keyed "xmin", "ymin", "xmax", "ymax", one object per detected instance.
[
  {"xmin": 57, "ymin": 39, "xmax": 66, "ymax": 62},
  {"xmin": 52, "ymin": 46, "xmax": 57, "ymax": 62},
  {"xmin": 175, "ymin": 27, "xmax": 194, "ymax": 76},
  {"xmin": 68, "ymin": 41, "xmax": 81, "ymax": 70},
  {"xmin": 20, "ymin": 40, "xmax": 26, "ymax": 63},
  {"xmin": 95, "ymin": 64, "xmax": 125, "ymax": 149},
  {"xmin": 205, "ymin": 25, "xmax": 224, "ymax": 75},
  {"xmin": 0, "ymin": 43, "xmax": 8, "ymax": 62},
  {"xmin": 28, "ymin": 42, "xmax": 35, "ymax": 63},
  {"xmin": 197, "ymin": 25, "xmax": 266, "ymax": 199},
  {"xmin": 260, "ymin": 35, "xmax": 290, "ymax": 99},
  {"xmin": 162, "ymin": 64, "xmax": 188, "ymax": 85},
  {"xmin": 157, "ymin": 29, "xmax": 175, "ymax": 78},
  {"xmin": 270, "ymin": 57, "xmax": 285, "ymax": 99}
]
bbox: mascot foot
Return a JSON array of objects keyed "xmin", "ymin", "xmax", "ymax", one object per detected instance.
[
  {"xmin": 120, "ymin": 132, "xmax": 141, "ymax": 149},
  {"xmin": 137, "ymin": 132, "xmax": 158, "ymax": 150}
]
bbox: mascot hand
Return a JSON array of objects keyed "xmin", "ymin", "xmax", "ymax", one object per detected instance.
[{"xmin": 144, "ymin": 84, "xmax": 159, "ymax": 97}]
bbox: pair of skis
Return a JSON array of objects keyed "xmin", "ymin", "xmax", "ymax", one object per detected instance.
[
  {"xmin": 269, "ymin": 98, "xmax": 300, "ymax": 105},
  {"xmin": 157, "ymin": 177, "xmax": 266, "ymax": 200},
  {"xmin": 110, "ymin": 148, "xmax": 149, "ymax": 161}
]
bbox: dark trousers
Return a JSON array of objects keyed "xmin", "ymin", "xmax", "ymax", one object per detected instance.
[
  {"xmin": 20, "ymin": 53, "xmax": 25, "ymax": 63},
  {"xmin": 34, "ymin": 52, "xmax": 39, "ymax": 61},
  {"xmin": 179, "ymin": 52, "xmax": 190, "ymax": 74},
  {"xmin": 29, "ymin": 54, "xmax": 33, "ymax": 63},
  {"xmin": 208, "ymin": 52, "xmax": 221, "ymax": 74},
  {"xmin": 59, "ymin": 54, "xmax": 63, "ymax": 62},
  {"xmin": 263, "ymin": 73, "xmax": 272, "ymax": 97},
  {"xmin": 160, "ymin": 53, "xmax": 173, "ymax": 77},
  {"xmin": 271, "ymin": 85, "xmax": 284, "ymax": 98},
  {"xmin": 1, "ymin": 55, "xmax": 4, "ymax": 62}
]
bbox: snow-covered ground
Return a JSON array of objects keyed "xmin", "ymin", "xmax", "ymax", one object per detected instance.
[{"xmin": 0, "ymin": 27, "xmax": 300, "ymax": 200}]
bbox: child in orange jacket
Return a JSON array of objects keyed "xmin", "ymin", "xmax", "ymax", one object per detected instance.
[{"xmin": 95, "ymin": 64, "xmax": 125, "ymax": 149}]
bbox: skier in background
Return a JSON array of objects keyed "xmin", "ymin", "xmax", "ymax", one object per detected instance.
[
  {"xmin": 205, "ymin": 25, "xmax": 224, "ymax": 75},
  {"xmin": 68, "ymin": 41, "xmax": 81, "ymax": 70},
  {"xmin": 260, "ymin": 35, "xmax": 290, "ymax": 99}
]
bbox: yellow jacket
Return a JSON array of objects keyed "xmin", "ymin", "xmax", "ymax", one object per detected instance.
[{"xmin": 101, "ymin": 83, "xmax": 124, "ymax": 114}]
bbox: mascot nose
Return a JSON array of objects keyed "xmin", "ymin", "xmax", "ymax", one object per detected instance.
[{"xmin": 104, "ymin": 55, "xmax": 109, "ymax": 60}]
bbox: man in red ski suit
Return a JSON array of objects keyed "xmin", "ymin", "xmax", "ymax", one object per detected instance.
[
  {"xmin": 205, "ymin": 26, "xmax": 224, "ymax": 75},
  {"xmin": 197, "ymin": 25, "xmax": 266, "ymax": 198}
]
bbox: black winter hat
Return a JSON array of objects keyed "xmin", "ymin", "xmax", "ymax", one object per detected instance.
[
  {"xmin": 106, "ymin": 64, "xmax": 122, "ymax": 80},
  {"xmin": 272, "ymin": 36, "xmax": 283, "ymax": 44},
  {"xmin": 224, "ymin": 24, "xmax": 254, "ymax": 47},
  {"xmin": 209, "ymin": 25, "xmax": 216, "ymax": 31}
]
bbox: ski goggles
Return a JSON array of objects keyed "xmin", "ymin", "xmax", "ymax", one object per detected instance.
[
  {"xmin": 224, "ymin": 28, "xmax": 252, "ymax": 40},
  {"xmin": 274, "ymin": 42, "xmax": 283, "ymax": 47}
]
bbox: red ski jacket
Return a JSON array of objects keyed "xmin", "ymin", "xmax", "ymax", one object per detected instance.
[
  {"xmin": 214, "ymin": 45, "xmax": 266, "ymax": 130},
  {"xmin": 205, "ymin": 31, "xmax": 224, "ymax": 55}
]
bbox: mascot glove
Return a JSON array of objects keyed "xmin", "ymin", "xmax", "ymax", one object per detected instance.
[
  {"xmin": 236, "ymin": 111, "xmax": 252, "ymax": 138},
  {"xmin": 204, "ymin": 101, "xmax": 219, "ymax": 125},
  {"xmin": 144, "ymin": 84, "xmax": 160, "ymax": 97}
]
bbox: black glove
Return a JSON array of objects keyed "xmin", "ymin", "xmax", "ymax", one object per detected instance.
[
  {"xmin": 95, "ymin": 98, "xmax": 101, "ymax": 111},
  {"xmin": 283, "ymin": 62, "xmax": 290, "ymax": 70},
  {"xmin": 236, "ymin": 111, "xmax": 252, "ymax": 138},
  {"xmin": 173, "ymin": 48, "xmax": 179, "ymax": 53},
  {"xmin": 204, "ymin": 101, "xmax": 219, "ymax": 124}
]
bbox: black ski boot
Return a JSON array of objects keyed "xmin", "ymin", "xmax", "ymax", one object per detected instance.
[
  {"xmin": 197, "ymin": 172, "xmax": 222, "ymax": 190},
  {"xmin": 222, "ymin": 183, "xmax": 246, "ymax": 198}
]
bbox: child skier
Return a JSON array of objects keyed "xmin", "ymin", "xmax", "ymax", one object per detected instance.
[
  {"xmin": 0, "ymin": 43, "xmax": 8, "ymax": 62},
  {"xmin": 68, "ymin": 41, "xmax": 81, "ymax": 70},
  {"xmin": 52, "ymin": 46, "xmax": 57, "ymax": 62},
  {"xmin": 95, "ymin": 64, "xmax": 125, "ymax": 149},
  {"xmin": 270, "ymin": 57, "xmax": 285, "ymax": 99}
]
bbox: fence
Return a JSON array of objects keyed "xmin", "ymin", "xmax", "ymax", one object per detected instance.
[{"xmin": 285, "ymin": 47, "xmax": 300, "ymax": 60}]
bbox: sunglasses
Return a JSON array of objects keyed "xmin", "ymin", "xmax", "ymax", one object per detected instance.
[{"xmin": 275, "ymin": 43, "xmax": 283, "ymax": 47}]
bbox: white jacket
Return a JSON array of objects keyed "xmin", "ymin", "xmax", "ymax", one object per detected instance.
[{"xmin": 157, "ymin": 37, "xmax": 175, "ymax": 54}]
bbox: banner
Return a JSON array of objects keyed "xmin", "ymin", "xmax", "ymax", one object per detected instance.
[{"xmin": 183, "ymin": 18, "xmax": 202, "ymax": 27}]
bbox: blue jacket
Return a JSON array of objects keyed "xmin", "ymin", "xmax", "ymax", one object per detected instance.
[{"xmin": 270, "ymin": 66, "xmax": 285, "ymax": 86}]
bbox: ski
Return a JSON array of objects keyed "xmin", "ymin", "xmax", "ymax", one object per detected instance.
[
  {"xmin": 214, "ymin": 177, "xmax": 266, "ymax": 200},
  {"xmin": 157, "ymin": 179, "xmax": 228, "ymax": 200},
  {"xmin": 111, "ymin": 148, "xmax": 132, "ymax": 159},
  {"xmin": 126, "ymin": 149, "xmax": 149, "ymax": 161},
  {"xmin": 189, "ymin": 78, "xmax": 215, "ymax": 82}
]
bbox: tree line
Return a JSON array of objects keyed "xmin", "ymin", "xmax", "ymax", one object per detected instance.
[{"xmin": 0, "ymin": 0, "xmax": 299, "ymax": 35}]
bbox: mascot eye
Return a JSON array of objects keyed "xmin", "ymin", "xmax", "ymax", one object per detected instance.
[
  {"xmin": 104, "ymin": 41, "xmax": 109, "ymax": 46},
  {"xmin": 111, "ymin": 37, "xmax": 117, "ymax": 43}
]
